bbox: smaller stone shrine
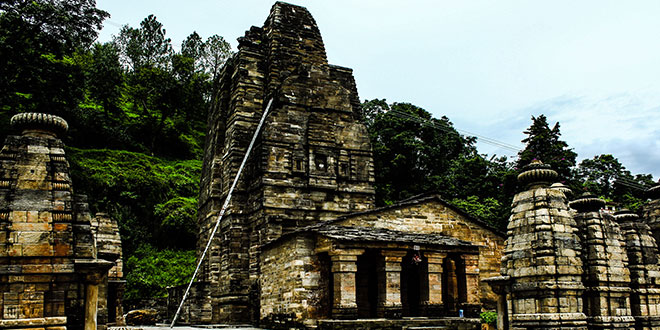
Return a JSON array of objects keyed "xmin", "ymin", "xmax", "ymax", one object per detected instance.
[
  {"xmin": 570, "ymin": 194, "xmax": 634, "ymax": 329},
  {"xmin": 499, "ymin": 160, "xmax": 588, "ymax": 329},
  {"xmin": 0, "ymin": 113, "xmax": 123, "ymax": 330},
  {"xmin": 616, "ymin": 209, "xmax": 660, "ymax": 329},
  {"xmin": 490, "ymin": 160, "xmax": 660, "ymax": 330},
  {"xmin": 644, "ymin": 183, "xmax": 660, "ymax": 249}
]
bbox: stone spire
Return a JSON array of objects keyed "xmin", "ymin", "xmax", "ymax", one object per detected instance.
[
  {"xmin": 615, "ymin": 209, "xmax": 660, "ymax": 329},
  {"xmin": 195, "ymin": 2, "xmax": 375, "ymax": 323},
  {"xmin": 0, "ymin": 113, "xmax": 113, "ymax": 330},
  {"xmin": 503, "ymin": 161, "xmax": 587, "ymax": 329},
  {"xmin": 569, "ymin": 193, "xmax": 634, "ymax": 329}
]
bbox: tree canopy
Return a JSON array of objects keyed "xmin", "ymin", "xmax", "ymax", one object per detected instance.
[
  {"xmin": 0, "ymin": 0, "xmax": 108, "ymax": 122},
  {"xmin": 363, "ymin": 99, "xmax": 517, "ymax": 228},
  {"xmin": 1, "ymin": 3, "xmax": 233, "ymax": 301},
  {"xmin": 516, "ymin": 114, "xmax": 577, "ymax": 181},
  {"xmin": 575, "ymin": 154, "xmax": 655, "ymax": 211}
]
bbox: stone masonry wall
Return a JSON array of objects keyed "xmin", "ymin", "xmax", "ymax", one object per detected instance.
[
  {"xmin": 617, "ymin": 211, "xmax": 660, "ymax": 329},
  {"xmin": 335, "ymin": 197, "xmax": 505, "ymax": 309},
  {"xmin": 259, "ymin": 234, "xmax": 321, "ymax": 327}
]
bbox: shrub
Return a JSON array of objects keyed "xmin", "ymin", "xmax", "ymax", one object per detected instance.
[{"xmin": 480, "ymin": 311, "xmax": 497, "ymax": 325}]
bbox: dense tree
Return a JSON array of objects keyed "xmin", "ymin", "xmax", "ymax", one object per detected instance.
[
  {"xmin": 202, "ymin": 34, "xmax": 232, "ymax": 82},
  {"xmin": 363, "ymin": 99, "xmax": 516, "ymax": 230},
  {"xmin": 0, "ymin": 0, "xmax": 108, "ymax": 50},
  {"xmin": 365, "ymin": 100, "xmax": 473, "ymax": 204},
  {"xmin": 114, "ymin": 15, "xmax": 172, "ymax": 71},
  {"xmin": 181, "ymin": 32, "xmax": 205, "ymax": 72},
  {"xmin": 84, "ymin": 42, "xmax": 123, "ymax": 116},
  {"xmin": 0, "ymin": 0, "xmax": 108, "ymax": 138},
  {"xmin": 575, "ymin": 154, "xmax": 655, "ymax": 211},
  {"xmin": 516, "ymin": 115, "xmax": 577, "ymax": 180}
]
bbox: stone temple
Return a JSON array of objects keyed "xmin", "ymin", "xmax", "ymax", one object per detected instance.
[
  {"xmin": 0, "ymin": 113, "xmax": 124, "ymax": 330},
  {"xmin": 170, "ymin": 2, "xmax": 506, "ymax": 329},
  {"xmin": 487, "ymin": 161, "xmax": 660, "ymax": 330}
]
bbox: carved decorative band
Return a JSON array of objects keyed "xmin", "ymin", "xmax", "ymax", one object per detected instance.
[
  {"xmin": 52, "ymin": 212, "xmax": 73, "ymax": 222},
  {"xmin": 0, "ymin": 153, "xmax": 17, "ymax": 160},
  {"xmin": 10, "ymin": 112, "xmax": 69, "ymax": 135},
  {"xmin": 614, "ymin": 210, "xmax": 639, "ymax": 223},
  {"xmin": 569, "ymin": 194, "xmax": 605, "ymax": 212},
  {"xmin": 50, "ymin": 155, "xmax": 67, "ymax": 163},
  {"xmin": 52, "ymin": 182, "xmax": 71, "ymax": 191},
  {"xmin": 0, "ymin": 180, "xmax": 11, "ymax": 188},
  {"xmin": 0, "ymin": 211, "xmax": 9, "ymax": 221}
]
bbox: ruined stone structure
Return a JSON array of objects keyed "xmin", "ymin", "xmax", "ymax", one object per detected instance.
[
  {"xmin": 178, "ymin": 2, "xmax": 506, "ymax": 328},
  {"xmin": 490, "ymin": 161, "xmax": 660, "ymax": 330},
  {"xmin": 0, "ymin": 113, "xmax": 123, "ymax": 330},
  {"xmin": 644, "ymin": 184, "xmax": 660, "ymax": 247}
]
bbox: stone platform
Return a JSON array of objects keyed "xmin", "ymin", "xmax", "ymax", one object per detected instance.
[{"xmin": 317, "ymin": 318, "xmax": 481, "ymax": 330}]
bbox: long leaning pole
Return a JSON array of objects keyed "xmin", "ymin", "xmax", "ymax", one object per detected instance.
[{"xmin": 170, "ymin": 98, "xmax": 274, "ymax": 328}]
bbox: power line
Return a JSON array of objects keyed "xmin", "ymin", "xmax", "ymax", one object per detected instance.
[
  {"xmin": 386, "ymin": 109, "xmax": 521, "ymax": 153},
  {"xmin": 381, "ymin": 108, "xmax": 654, "ymax": 191}
]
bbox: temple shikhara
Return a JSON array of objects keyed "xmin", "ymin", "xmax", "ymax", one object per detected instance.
[
  {"xmin": 0, "ymin": 113, "xmax": 124, "ymax": 330},
  {"xmin": 3, "ymin": 2, "xmax": 660, "ymax": 330}
]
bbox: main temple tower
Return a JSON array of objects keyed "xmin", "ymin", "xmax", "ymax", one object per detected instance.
[{"xmin": 197, "ymin": 2, "xmax": 375, "ymax": 323}]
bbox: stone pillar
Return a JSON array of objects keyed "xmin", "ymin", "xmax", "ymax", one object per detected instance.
[
  {"xmin": 461, "ymin": 253, "xmax": 481, "ymax": 316},
  {"xmin": 444, "ymin": 256, "xmax": 459, "ymax": 314},
  {"xmin": 377, "ymin": 250, "xmax": 406, "ymax": 318},
  {"xmin": 85, "ymin": 281, "xmax": 100, "ymax": 330},
  {"xmin": 483, "ymin": 276, "xmax": 511, "ymax": 330},
  {"xmin": 423, "ymin": 252, "xmax": 445, "ymax": 316},
  {"xmin": 330, "ymin": 249, "xmax": 363, "ymax": 319},
  {"xmin": 503, "ymin": 161, "xmax": 587, "ymax": 329},
  {"xmin": 76, "ymin": 259, "xmax": 113, "ymax": 330}
]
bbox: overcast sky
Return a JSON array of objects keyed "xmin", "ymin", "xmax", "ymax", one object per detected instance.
[{"xmin": 96, "ymin": 0, "xmax": 660, "ymax": 180}]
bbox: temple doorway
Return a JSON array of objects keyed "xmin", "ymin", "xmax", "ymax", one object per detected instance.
[
  {"xmin": 401, "ymin": 250, "xmax": 429, "ymax": 317},
  {"xmin": 442, "ymin": 254, "xmax": 467, "ymax": 315},
  {"xmin": 356, "ymin": 249, "xmax": 379, "ymax": 318}
]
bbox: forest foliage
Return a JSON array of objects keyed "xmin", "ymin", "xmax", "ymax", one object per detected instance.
[
  {"xmin": 0, "ymin": 0, "xmax": 229, "ymax": 301},
  {"xmin": 1, "ymin": 0, "xmax": 656, "ymax": 301}
]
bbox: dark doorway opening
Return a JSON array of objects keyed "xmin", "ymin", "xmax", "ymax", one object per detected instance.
[
  {"xmin": 356, "ymin": 249, "xmax": 379, "ymax": 318},
  {"xmin": 442, "ymin": 254, "xmax": 467, "ymax": 315},
  {"xmin": 401, "ymin": 250, "xmax": 429, "ymax": 317},
  {"xmin": 318, "ymin": 252, "xmax": 333, "ymax": 318},
  {"xmin": 108, "ymin": 283, "xmax": 117, "ymax": 323}
]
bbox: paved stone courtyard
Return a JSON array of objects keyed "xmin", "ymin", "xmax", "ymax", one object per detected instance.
[{"xmin": 110, "ymin": 326, "xmax": 261, "ymax": 330}]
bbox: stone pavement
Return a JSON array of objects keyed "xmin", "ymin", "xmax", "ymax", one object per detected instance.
[{"xmin": 110, "ymin": 325, "xmax": 262, "ymax": 330}]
